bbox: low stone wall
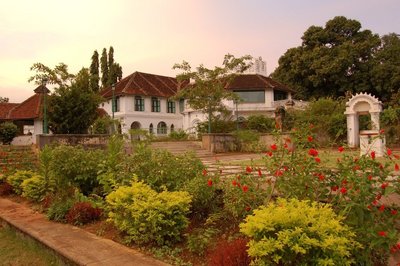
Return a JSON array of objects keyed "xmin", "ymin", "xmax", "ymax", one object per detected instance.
[
  {"xmin": 36, "ymin": 134, "xmax": 110, "ymax": 149},
  {"xmin": 11, "ymin": 135, "xmax": 33, "ymax": 146},
  {"xmin": 202, "ymin": 133, "xmax": 290, "ymax": 153}
]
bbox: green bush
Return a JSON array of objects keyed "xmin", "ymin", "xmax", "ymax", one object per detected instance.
[
  {"xmin": 240, "ymin": 198, "xmax": 360, "ymax": 265},
  {"xmin": 48, "ymin": 145, "xmax": 105, "ymax": 195},
  {"xmin": 7, "ymin": 170, "xmax": 36, "ymax": 195},
  {"xmin": 106, "ymin": 180, "xmax": 192, "ymax": 245},
  {"xmin": 169, "ymin": 129, "xmax": 188, "ymax": 140},
  {"xmin": 21, "ymin": 175, "xmax": 47, "ymax": 202},
  {"xmin": 46, "ymin": 197, "xmax": 76, "ymax": 222},
  {"xmin": 0, "ymin": 122, "xmax": 18, "ymax": 145},
  {"xmin": 246, "ymin": 115, "xmax": 275, "ymax": 133},
  {"xmin": 130, "ymin": 144, "xmax": 204, "ymax": 192},
  {"xmin": 91, "ymin": 116, "xmax": 114, "ymax": 134}
]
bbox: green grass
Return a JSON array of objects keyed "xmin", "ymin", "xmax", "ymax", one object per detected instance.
[
  {"xmin": 221, "ymin": 148, "xmax": 398, "ymax": 169},
  {"xmin": 0, "ymin": 224, "xmax": 63, "ymax": 265}
]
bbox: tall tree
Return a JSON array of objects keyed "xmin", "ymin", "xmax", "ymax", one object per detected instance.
[
  {"xmin": 100, "ymin": 48, "xmax": 109, "ymax": 88},
  {"xmin": 89, "ymin": 50, "xmax": 100, "ymax": 92},
  {"xmin": 29, "ymin": 63, "xmax": 101, "ymax": 133},
  {"xmin": 107, "ymin": 46, "xmax": 123, "ymax": 86},
  {"xmin": 272, "ymin": 16, "xmax": 382, "ymax": 100},
  {"xmin": 173, "ymin": 54, "xmax": 252, "ymax": 133},
  {"xmin": 28, "ymin": 63, "xmax": 75, "ymax": 88}
]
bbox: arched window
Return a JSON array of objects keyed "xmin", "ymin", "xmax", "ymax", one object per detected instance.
[
  {"xmin": 149, "ymin": 123, "xmax": 153, "ymax": 134},
  {"xmin": 170, "ymin": 124, "xmax": 175, "ymax": 132},
  {"xmin": 157, "ymin": 121, "xmax": 167, "ymax": 135},
  {"xmin": 130, "ymin": 121, "xmax": 141, "ymax": 130}
]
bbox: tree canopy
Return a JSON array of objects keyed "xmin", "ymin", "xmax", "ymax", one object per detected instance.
[
  {"xmin": 173, "ymin": 54, "xmax": 252, "ymax": 133},
  {"xmin": 272, "ymin": 16, "xmax": 400, "ymax": 102},
  {"xmin": 99, "ymin": 46, "xmax": 122, "ymax": 88},
  {"xmin": 29, "ymin": 64, "xmax": 102, "ymax": 134}
]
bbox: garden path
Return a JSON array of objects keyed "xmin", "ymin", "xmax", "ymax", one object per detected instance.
[{"xmin": 0, "ymin": 197, "xmax": 170, "ymax": 266}]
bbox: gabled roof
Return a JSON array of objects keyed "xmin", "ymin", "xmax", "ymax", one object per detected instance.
[
  {"xmin": 0, "ymin": 85, "xmax": 46, "ymax": 120},
  {"xmin": 100, "ymin": 71, "xmax": 182, "ymax": 99},
  {"xmin": 0, "ymin": 103, "xmax": 19, "ymax": 119},
  {"xmin": 8, "ymin": 93, "xmax": 43, "ymax": 120},
  {"xmin": 226, "ymin": 74, "xmax": 295, "ymax": 93}
]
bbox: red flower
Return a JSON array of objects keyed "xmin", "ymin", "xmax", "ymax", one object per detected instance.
[
  {"xmin": 368, "ymin": 175, "xmax": 373, "ymax": 181},
  {"xmin": 232, "ymin": 180, "xmax": 237, "ymax": 187},
  {"xmin": 270, "ymin": 144, "xmax": 277, "ymax": 151},
  {"xmin": 376, "ymin": 194, "xmax": 382, "ymax": 200},
  {"xmin": 331, "ymin": 186, "xmax": 338, "ymax": 191},
  {"xmin": 308, "ymin": 148, "xmax": 318, "ymax": 157},
  {"xmin": 246, "ymin": 166, "xmax": 252, "ymax": 173},
  {"xmin": 207, "ymin": 179, "xmax": 213, "ymax": 187},
  {"xmin": 245, "ymin": 206, "xmax": 251, "ymax": 211},
  {"xmin": 340, "ymin": 187, "xmax": 347, "ymax": 194},
  {"xmin": 285, "ymin": 137, "xmax": 291, "ymax": 143},
  {"xmin": 338, "ymin": 146, "xmax": 344, "ymax": 153},
  {"xmin": 379, "ymin": 129, "xmax": 385, "ymax": 134},
  {"xmin": 391, "ymin": 210, "xmax": 398, "ymax": 215},
  {"xmin": 315, "ymin": 157, "xmax": 321, "ymax": 163},
  {"xmin": 395, "ymin": 164, "xmax": 399, "ymax": 171},
  {"xmin": 266, "ymin": 151, "xmax": 273, "ymax": 157},
  {"xmin": 378, "ymin": 231, "xmax": 387, "ymax": 237},
  {"xmin": 307, "ymin": 136, "xmax": 313, "ymax": 142},
  {"xmin": 275, "ymin": 170, "xmax": 283, "ymax": 177},
  {"xmin": 371, "ymin": 151, "xmax": 376, "ymax": 160},
  {"xmin": 202, "ymin": 169, "xmax": 207, "ymax": 176},
  {"xmin": 258, "ymin": 168, "xmax": 262, "ymax": 177},
  {"xmin": 242, "ymin": 185, "xmax": 249, "ymax": 192},
  {"xmin": 381, "ymin": 183, "xmax": 389, "ymax": 189},
  {"xmin": 283, "ymin": 143, "xmax": 288, "ymax": 149},
  {"xmin": 379, "ymin": 205, "xmax": 385, "ymax": 212},
  {"xmin": 372, "ymin": 200, "xmax": 378, "ymax": 206},
  {"xmin": 318, "ymin": 174, "xmax": 325, "ymax": 181},
  {"xmin": 387, "ymin": 148, "xmax": 392, "ymax": 156}
]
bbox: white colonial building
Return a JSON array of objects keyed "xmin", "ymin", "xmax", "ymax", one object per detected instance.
[{"xmin": 100, "ymin": 59, "xmax": 296, "ymax": 136}]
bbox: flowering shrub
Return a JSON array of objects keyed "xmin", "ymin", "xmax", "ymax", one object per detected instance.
[
  {"xmin": 240, "ymin": 198, "xmax": 360, "ymax": 265},
  {"xmin": 21, "ymin": 175, "xmax": 47, "ymax": 202},
  {"xmin": 65, "ymin": 202, "xmax": 102, "ymax": 225},
  {"xmin": 207, "ymin": 238, "xmax": 250, "ymax": 266},
  {"xmin": 6, "ymin": 170, "xmax": 37, "ymax": 195},
  {"xmin": 106, "ymin": 180, "xmax": 192, "ymax": 245},
  {"xmin": 221, "ymin": 168, "xmax": 272, "ymax": 220},
  {"xmin": 263, "ymin": 128, "xmax": 400, "ymax": 264}
]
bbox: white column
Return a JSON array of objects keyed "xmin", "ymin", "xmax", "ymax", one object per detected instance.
[
  {"xmin": 347, "ymin": 113, "xmax": 359, "ymax": 147},
  {"xmin": 370, "ymin": 112, "xmax": 380, "ymax": 131}
]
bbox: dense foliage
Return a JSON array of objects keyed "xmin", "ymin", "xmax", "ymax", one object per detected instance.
[
  {"xmin": 272, "ymin": 16, "xmax": 400, "ymax": 102},
  {"xmin": 240, "ymin": 198, "xmax": 359, "ymax": 265},
  {"xmin": 0, "ymin": 122, "xmax": 18, "ymax": 145},
  {"xmin": 106, "ymin": 181, "xmax": 192, "ymax": 245}
]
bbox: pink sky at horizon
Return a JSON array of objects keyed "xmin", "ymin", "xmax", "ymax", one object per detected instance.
[{"xmin": 1, "ymin": 0, "xmax": 399, "ymax": 102}]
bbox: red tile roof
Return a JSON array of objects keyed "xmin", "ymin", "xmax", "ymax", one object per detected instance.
[
  {"xmin": 0, "ymin": 103, "xmax": 19, "ymax": 119},
  {"xmin": 100, "ymin": 72, "xmax": 294, "ymax": 99},
  {"xmin": 100, "ymin": 72, "xmax": 182, "ymax": 99},
  {"xmin": 226, "ymin": 74, "xmax": 295, "ymax": 93},
  {"xmin": 8, "ymin": 93, "xmax": 43, "ymax": 120},
  {"xmin": 0, "ymin": 85, "xmax": 47, "ymax": 120}
]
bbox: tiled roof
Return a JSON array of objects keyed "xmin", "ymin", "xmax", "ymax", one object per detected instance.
[
  {"xmin": 0, "ymin": 85, "xmax": 47, "ymax": 120},
  {"xmin": 100, "ymin": 72, "xmax": 182, "ymax": 99},
  {"xmin": 226, "ymin": 74, "xmax": 295, "ymax": 93},
  {"xmin": 8, "ymin": 93, "xmax": 43, "ymax": 120},
  {"xmin": 100, "ymin": 72, "xmax": 294, "ymax": 100},
  {"xmin": 0, "ymin": 103, "xmax": 19, "ymax": 119}
]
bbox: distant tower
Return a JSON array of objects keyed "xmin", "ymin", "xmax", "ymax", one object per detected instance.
[{"xmin": 244, "ymin": 56, "xmax": 267, "ymax": 77}]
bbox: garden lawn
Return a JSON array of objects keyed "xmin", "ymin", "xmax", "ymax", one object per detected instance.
[
  {"xmin": 0, "ymin": 224, "xmax": 62, "ymax": 265},
  {"xmin": 223, "ymin": 148, "xmax": 398, "ymax": 169}
]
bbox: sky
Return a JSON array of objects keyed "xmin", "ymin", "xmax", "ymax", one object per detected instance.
[{"xmin": 1, "ymin": 0, "xmax": 399, "ymax": 102}]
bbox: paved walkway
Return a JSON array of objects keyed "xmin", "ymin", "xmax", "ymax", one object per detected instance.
[{"xmin": 0, "ymin": 198, "xmax": 169, "ymax": 266}]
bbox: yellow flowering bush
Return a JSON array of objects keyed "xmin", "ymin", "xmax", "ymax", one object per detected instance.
[
  {"xmin": 106, "ymin": 180, "xmax": 192, "ymax": 245},
  {"xmin": 240, "ymin": 198, "xmax": 360, "ymax": 265}
]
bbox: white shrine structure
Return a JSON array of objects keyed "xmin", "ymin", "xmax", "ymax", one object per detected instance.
[{"xmin": 345, "ymin": 93, "xmax": 385, "ymax": 157}]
